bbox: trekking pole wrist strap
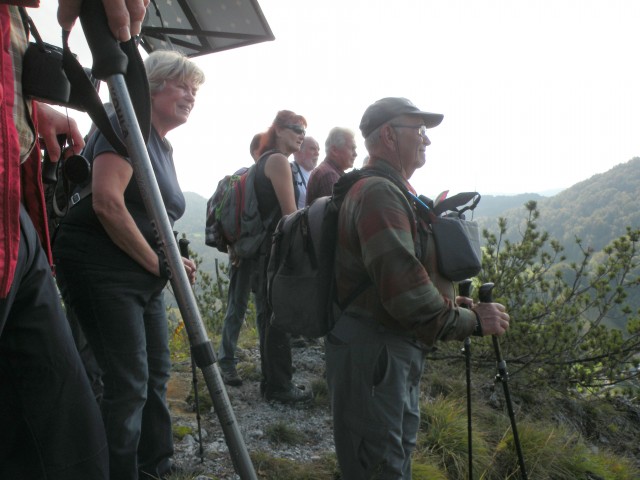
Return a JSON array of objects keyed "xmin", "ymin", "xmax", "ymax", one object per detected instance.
[{"xmin": 472, "ymin": 311, "xmax": 483, "ymax": 337}]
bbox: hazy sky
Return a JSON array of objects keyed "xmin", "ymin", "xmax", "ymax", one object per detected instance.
[{"xmin": 29, "ymin": 0, "xmax": 640, "ymax": 199}]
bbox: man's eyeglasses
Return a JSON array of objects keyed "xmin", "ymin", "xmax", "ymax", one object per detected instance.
[
  {"xmin": 391, "ymin": 124, "xmax": 428, "ymax": 139},
  {"xmin": 283, "ymin": 124, "xmax": 306, "ymax": 136}
]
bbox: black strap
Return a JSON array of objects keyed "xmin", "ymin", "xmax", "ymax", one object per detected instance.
[
  {"xmin": 61, "ymin": 33, "xmax": 151, "ymax": 157},
  {"xmin": 61, "ymin": 32, "xmax": 127, "ymax": 156},
  {"xmin": 18, "ymin": 7, "xmax": 41, "ymax": 45},
  {"xmin": 293, "ymin": 162, "xmax": 307, "ymax": 188}
]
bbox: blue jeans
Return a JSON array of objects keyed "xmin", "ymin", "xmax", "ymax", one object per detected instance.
[
  {"xmin": 0, "ymin": 206, "xmax": 108, "ymax": 479},
  {"xmin": 56, "ymin": 259, "xmax": 173, "ymax": 480},
  {"xmin": 217, "ymin": 256, "xmax": 256, "ymax": 370}
]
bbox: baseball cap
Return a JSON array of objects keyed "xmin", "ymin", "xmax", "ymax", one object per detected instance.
[{"xmin": 359, "ymin": 97, "xmax": 443, "ymax": 138}]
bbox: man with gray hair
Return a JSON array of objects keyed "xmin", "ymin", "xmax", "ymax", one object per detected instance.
[
  {"xmin": 305, "ymin": 127, "xmax": 357, "ymax": 206},
  {"xmin": 325, "ymin": 97, "xmax": 510, "ymax": 479},
  {"xmin": 291, "ymin": 136, "xmax": 320, "ymax": 209}
]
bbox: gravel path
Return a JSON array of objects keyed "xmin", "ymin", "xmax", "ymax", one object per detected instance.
[{"xmin": 168, "ymin": 341, "xmax": 334, "ymax": 479}]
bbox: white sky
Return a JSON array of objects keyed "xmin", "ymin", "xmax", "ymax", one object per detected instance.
[{"xmin": 29, "ymin": 0, "xmax": 640, "ymax": 198}]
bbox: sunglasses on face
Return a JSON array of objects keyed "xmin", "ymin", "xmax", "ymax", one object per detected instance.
[{"xmin": 283, "ymin": 124, "xmax": 306, "ymax": 136}]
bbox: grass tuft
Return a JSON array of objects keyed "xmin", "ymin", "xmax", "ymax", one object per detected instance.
[
  {"xmin": 251, "ymin": 451, "xmax": 340, "ymax": 479},
  {"xmin": 265, "ymin": 420, "xmax": 305, "ymax": 445}
]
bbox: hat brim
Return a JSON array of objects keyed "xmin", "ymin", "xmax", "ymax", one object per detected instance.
[{"xmin": 410, "ymin": 112, "xmax": 444, "ymax": 129}]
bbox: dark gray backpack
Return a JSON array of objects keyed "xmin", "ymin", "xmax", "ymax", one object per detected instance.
[{"xmin": 266, "ymin": 169, "xmax": 406, "ymax": 337}]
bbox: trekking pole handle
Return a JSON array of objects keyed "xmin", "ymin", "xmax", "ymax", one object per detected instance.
[
  {"xmin": 459, "ymin": 279, "xmax": 473, "ymax": 300},
  {"xmin": 78, "ymin": 0, "xmax": 129, "ymax": 79},
  {"xmin": 478, "ymin": 282, "xmax": 494, "ymax": 303},
  {"xmin": 178, "ymin": 236, "xmax": 190, "ymax": 260}
]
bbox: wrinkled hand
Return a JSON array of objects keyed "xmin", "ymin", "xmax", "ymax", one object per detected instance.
[
  {"xmin": 35, "ymin": 103, "xmax": 85, "ymax": 161},
  {"xmin": 472, "ymin": 302, "xmax": 510, "ymax": 336},
  {"xmin": 58, "ymin": 0, "xmax": 149, "ymax": 42},
  {"xmin": 455, "ymin": 295, "xmax": 474, "ymax": 309},
  {"xmin": 229, "ymin": 246, "xmax": 242, "ymax": 268},
  {"xmin": 183, "ymin": 257, "xmax": 197, "ymax": 285}
]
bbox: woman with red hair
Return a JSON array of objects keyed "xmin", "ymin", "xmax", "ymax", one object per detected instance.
[{"xmin": 254, "ymin": 110, "xmax": 312, "ymax": 404}]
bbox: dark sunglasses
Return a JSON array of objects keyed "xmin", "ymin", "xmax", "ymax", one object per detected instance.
[{"xmin": 283, "ymin": 124, "xmax": 306, "ymax": 136}]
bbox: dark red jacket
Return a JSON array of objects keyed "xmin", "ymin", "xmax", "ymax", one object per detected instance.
[{"xmin": 1, "ymin": 3, "xmax": 51, "ymax": 298}]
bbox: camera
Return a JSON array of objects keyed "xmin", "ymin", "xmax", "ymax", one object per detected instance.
[
  {"xmin": 22, "ymin": 41, "xmax": 99, "ymax": 112},
  {"xmin": 42, "ymin": 134, "xmax": 91, "ymax": 186}
]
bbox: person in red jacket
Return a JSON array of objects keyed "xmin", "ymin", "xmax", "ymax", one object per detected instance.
[{"xmin": 1, "ymin": 1, "xmax": 147, "ymax": 478}]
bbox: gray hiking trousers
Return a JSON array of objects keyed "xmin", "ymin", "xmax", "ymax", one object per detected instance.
[{"xmin": 325, "ymin": 315, "xmax": 426, "ymax": 479}]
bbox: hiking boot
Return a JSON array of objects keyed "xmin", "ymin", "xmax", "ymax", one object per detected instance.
[
  {"xmin": 220, "ymin": 366, "xmax": 243, "ymax": 386},
  {"xmin": 265, "ymin": 385, "xmax": 313, "ymax": 404},
  {"xmin": 290, "ymin": 336, "xmax": 307, "ymax": 348},
  {"xmin": 140, "ymin": 463, "xmax": 184, "ymax": 479}
]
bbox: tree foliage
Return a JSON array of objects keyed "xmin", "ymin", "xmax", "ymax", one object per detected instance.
[
  {"xmin": 473, "ymin": 201, "xmax": 640, "ymax": 398},
  {"xmin": 165, "ymin": 247, "xmax": 229, "ymax": 336}
]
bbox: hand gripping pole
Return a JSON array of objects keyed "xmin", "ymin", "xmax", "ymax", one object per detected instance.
[{"xmin": 78, "ymin": 2, "xmax": 257, "ymax": 477}]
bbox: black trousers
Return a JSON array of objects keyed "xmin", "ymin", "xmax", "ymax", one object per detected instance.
[
  {"xmin": 0, "ymin": 205, "xmax": 108, "ymax": 479},
  {"xmin": 255, "ymin": 251, "xmax": 293, "ymax": 395},
  {"xmin": 55, "ymin": 256, "xmax": 173, "ymax": 480}
]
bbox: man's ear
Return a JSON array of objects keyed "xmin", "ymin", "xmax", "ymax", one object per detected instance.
[{"xmin": 381, "ymin": 124, "xmax": 397, "ymax": 150}]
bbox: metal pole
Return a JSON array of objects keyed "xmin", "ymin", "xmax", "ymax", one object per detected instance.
[
  {"xmin": 479, "ymin": 283, "xmax": 528, "ymax": 480},
  {"xmin": 458, "ymin": 279, "xmax": 474, "ymax": 480},
  {"xmin": 178, "ymin": 237, "xmax": 204, "ymax": 464}
]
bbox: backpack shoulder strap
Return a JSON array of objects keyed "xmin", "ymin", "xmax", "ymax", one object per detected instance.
[
  {"xmin": 291, "ymin": 162, "xmax": 307, "ymax": 188},
  {"xmin": 333, "ymin": 168, "xmax": 430, "ymax": 220},
  {"xmin": 256, "ymin": 149, "xmax": 281, "ymax": 164},
  {"xmin": 244, "ymin": 157, "xmax": 280, "ymax": 229}
]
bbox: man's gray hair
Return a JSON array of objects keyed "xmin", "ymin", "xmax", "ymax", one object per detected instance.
[
  {"xmin": 364, "ymin": 125, "xmax": 383, "ymax": 152},
  {"xmin": 144, "ymin": 50, "xmax": 205, "ymax": 94},
  {"xmin": 325, "ymin": 127, "xmax": 354, "ymax": 152},
  {"xmin": 294, "ymin": 136, "xmax": 317, "ymax": 158}
]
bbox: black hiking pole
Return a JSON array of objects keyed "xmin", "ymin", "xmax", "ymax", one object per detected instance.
[
  {"xmin": 77, "ymin": 2, "xmax": 257, "ymax": 478},
  {"xmin": 178, "ymin": 237, "xmax": 204, "ymax": 464},
  {"xmin": 458, "ymin": 279, "xmax": 474, "ymax": 480},
  {"xmin": 478, "ymin": 283, "xmax": 528, "ymax": 480}
]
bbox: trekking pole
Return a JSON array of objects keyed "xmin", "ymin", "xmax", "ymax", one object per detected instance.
[
  {"xmin": 178, "ymin": 237, "xmax": 204, "ymax": 464},
  {"xmin": 78, "ymin": 2, "xmax": 257, "ymax": 478},
  {"xmin": 458, "ymin": 279, "xmax": 474, "ymax": 480},
  {"xmin": 478, "ymin": 283, "xmax": 528, "ymax": 480}
]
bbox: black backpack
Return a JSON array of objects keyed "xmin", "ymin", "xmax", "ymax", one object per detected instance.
[{"xmin": 266, "ymin": 169, "xmax": 407, "ymax": 338}]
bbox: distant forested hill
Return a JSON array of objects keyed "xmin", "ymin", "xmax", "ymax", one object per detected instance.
[
  {"xmin": 472, "ymin": 192, "xmax": 548, "ymax": 219},
  {"xmin": 538, "ymin": 157, "xmax": 640, "ymax": 258},
  {"xmin": 475, "ymin": 157, "xmax": 640, "ymax": 261},
  {"xmin": 173, "ymin": 192, "xmax": 228, "ymax": 273}
]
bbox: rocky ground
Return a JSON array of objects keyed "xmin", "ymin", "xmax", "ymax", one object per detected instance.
[
  {"xmin": 166, "ymin": 337, "xmax": 640, "ymax": 480},
  {"xmin": 167, "ymin": 340, "xmax": 333, "ymax": 479}
]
